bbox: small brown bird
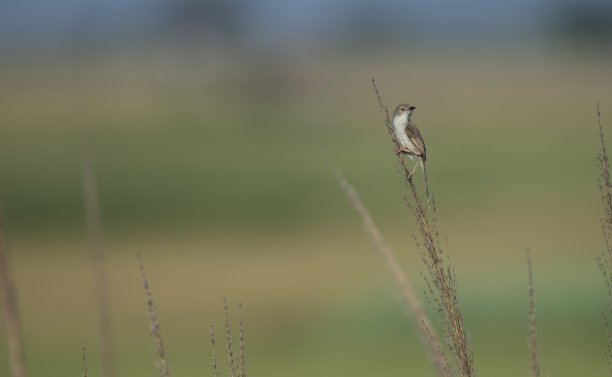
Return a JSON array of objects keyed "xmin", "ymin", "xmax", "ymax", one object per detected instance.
[{"xmin": 392, "ymin": 104, "xmax": 430, "ymax": 206}]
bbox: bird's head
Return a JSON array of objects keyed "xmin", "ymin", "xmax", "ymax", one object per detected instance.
[{"xmin": 393, "ymin": 104, "xmax": 415, "ymax": 122}]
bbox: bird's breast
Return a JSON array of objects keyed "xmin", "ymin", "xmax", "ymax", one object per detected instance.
[{"xmin": 393, "ymin": 120, "xmax": 416, "ymax": 151}]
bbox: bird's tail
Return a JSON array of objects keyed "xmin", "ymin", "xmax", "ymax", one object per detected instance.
[{"xmin": 421, "ymin": 160, "xmax": 430, "ymax": 209}]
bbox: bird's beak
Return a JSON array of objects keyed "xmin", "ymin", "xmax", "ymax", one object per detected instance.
[{"xmin": 409, "ymin": 106, "xmax": 416, "ymax": 111}]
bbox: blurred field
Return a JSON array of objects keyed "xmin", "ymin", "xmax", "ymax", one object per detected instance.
[{"xmin": 1, "ymin": 48, "xmax": 612, "ymax": 377}]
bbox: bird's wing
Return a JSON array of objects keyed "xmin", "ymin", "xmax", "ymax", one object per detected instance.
[{"xmin": 405, "ymin": 122, "xmax": 426, "ymax": 158}]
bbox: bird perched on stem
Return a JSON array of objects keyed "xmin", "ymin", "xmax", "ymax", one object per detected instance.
[{"xmin": 392, "ymin": 104, "xmax": 430, "ymax": 207}]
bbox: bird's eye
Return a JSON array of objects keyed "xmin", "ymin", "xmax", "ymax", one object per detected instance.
[{"xmin": 400, "ymin": 107, "xmax": 405, "ymax": 111}]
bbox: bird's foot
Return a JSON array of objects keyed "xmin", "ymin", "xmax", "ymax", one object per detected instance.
[{"xmin": 395, "ymin": 148, "xmax": 411, "ymax": 155}]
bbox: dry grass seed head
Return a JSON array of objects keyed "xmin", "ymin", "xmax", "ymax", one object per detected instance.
[
  {"xmin": 371, "ymin": 77, "xmax": 475, "ymax": 377},
  {"xmin": 138, "ymin": 253, "xmax": 170, "ymax": 377}
]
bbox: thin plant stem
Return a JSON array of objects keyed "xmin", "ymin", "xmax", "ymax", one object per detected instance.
[
  {"xmin": 0, "ymin": 214, "xmax": 27, "ymax": 377},
  {"xmin": 596, "ymin": 102, "xmax": 612, "ymax": 373},
  {"xmin": 238, "ymin": 301, "xmax": 246, "ymax": 377},
  {"xmin": 138, "ymin": 253, "xmax": 170, "ymax": 377},
  {"xmin": 372, "ymin": 78, "xmax": 474, "ymax": 377},
  {"xmin": 329, "ymin": 160, "xmax": 450, "ymax": 377},
  {"xmin": 526, "ymin": 249, "xmax": 539, "ymax": 377},
  {"xmin": 72, "ymin": 35, "xmax": 115, "ymax": 377},
  {"xmin": 78, "ymin": 117, "xmax": 115, "ymax": 377},
  {"xmin": 224, "ymin": 297, "xmax": 235, "ymax": 377},
  {"xmin": 210, "ymin": 322, "xmax": 219, "ymax": 377},
  {"xmin": 81, "ymin": 342, "xmax": 88, "ymax": 377}
]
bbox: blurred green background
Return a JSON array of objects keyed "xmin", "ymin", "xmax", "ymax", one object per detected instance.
[{"xmin": 1, "ymin": 1, "xmax": 612, "ymax": 377}]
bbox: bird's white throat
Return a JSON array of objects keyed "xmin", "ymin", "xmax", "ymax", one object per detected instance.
[
  {"xmin": 393, "ymin": 110, "xmax": 411, "ymax": 125},
  {"xmin": 392, "ymin": 111, "xmax": 416, "ymax": 157},
  {"xmin": 392, "ymin": 111, "xmax": 410, "ymax": 133}
]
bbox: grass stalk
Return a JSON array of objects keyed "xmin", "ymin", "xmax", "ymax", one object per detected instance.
[
  {"xmin": 0, "ymin": 214, "xmax": 27, "ymax": 377},
  {"xmin": 210, "ymin": 322, "xmax": 219, "ymax": 377},
  {"xmin": 72, "ymin": 40, "xmax": 115, "ymax": 377},
  {"xmin": 138, "ymin": 253, "xmax": 170, "ymax": 377},
  {"xmin": 238, "ymin": 301, "xmax": 246, "ymax": 377},
  {"xmin": 597, "ymin": 101, "xmax": 612, "ymax": 246},
  {"xmin": 210, "ymin": 300, "xmax": 245, "ymax": 377},
  {"xmin": 223, "ymin": 297, "xmax": 235, "ymax": 377},
  {"xmin": 596, "ymin": 101, "xmax": 612, "ymax": 373},
  {"xmin": 81, "ymin": 342, "xmax": 88, "ymax": 377},
  {"xmin": 78, "ymin": 123, "xmax": 115, "ymax": 377},
  {"xmin": 526, "ymin": 249, "xmax": 539, "ymax": 377},
  {"xmin": 329, "ymin": 161, "xmax": 450, "ymax": 377},
  {"xmin": 371, "ymin": 78, "xmax": 474, "ymax": 377}
]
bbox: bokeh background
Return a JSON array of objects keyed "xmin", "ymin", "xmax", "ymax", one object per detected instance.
[{"xmin": 1, "ymin": 1, "xmax": 612, "ymax": 376}]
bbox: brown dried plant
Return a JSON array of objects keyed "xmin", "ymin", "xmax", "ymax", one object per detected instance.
[
  {"xmin": 371, "ymin": 78, "xmax": 475, "ymax": 377},
  {"xmin": 81, "ymin": 342, "xmax": 88, "ymax": 377},
  {"xmin": 237, "ymin": 301, "xmax": 246, "ymax": 377},
  {"xmin": 595, "ymin": 102, "xmax": 612, "ymax": 372},
  {"xmin": 210, "ymin": 321, "xmax": 219, "ymax": 377},
  {"xmin": 598, "ymin": 102, "xmax": 612, "ymax": 248},
  {"xmin": 78, "ymin": 121, "xmax": 115, "ymax": 377},
  {"xmin": 224, "ymin": 298, "xmax": 235, "ymax": 377},
  {"xmin": 138, "ymin": 253, "xmax": 171, "ymax": 377},
  {"xmin": 329, "ymin": 161, "xmax": 450, "ymax": 377},
  {"xmin": 210, "ymin": 299, "xmax": 246, "ymax": 377},
  {"xmin": 598, "ymin": 101, "xmax": 612, "ymax": 289},
  {"xmin": 0, "ymin": 214, "xmax": 27, "ymax": 377},
  {"xmin": 72, "ymin": 40, "xmax": 115, "ymax": 377},
  {"xmin": 526, "ymin": 249, "xmax": 539, "ymax": 377}
]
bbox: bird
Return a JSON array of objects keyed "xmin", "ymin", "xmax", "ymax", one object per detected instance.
[{"xmin": 392, "ymin": 104, "xmax": 430, "ymax": 206}]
